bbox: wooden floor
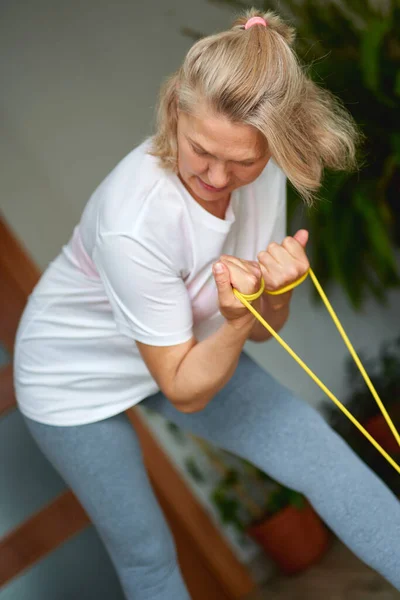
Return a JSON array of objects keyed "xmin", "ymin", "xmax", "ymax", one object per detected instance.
[{"xmin": 247, "ymin": 539, "xmax": 400, "ymax": 600}]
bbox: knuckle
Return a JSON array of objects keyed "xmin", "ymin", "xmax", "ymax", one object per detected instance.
[
  {"xmin": 282, "ymin": 236, "xmax": 293, "ymax": 246},
  {"xmin": 250, "ymin": 274, "xmax": 259, "ymax": 288},
  {"xmin": 268, "ymin": 276, "xmax": 280, "ymax": 290},
  {"xmin": 288, "ymin": 267, "xmax": 299, "ymax": 280}
]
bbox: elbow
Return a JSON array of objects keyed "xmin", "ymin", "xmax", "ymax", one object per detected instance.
[
  {"xmin": 168, "ymin": 402, "xmax": 204, "ymax": 414},
  {"xmin": 175, "ymin": 398, "xmax": 208, "ymax": 414},
  {"xmin": 179, "ymin": 403, "xmax": 203, "ymax": 414},
  {"xmin": 167, "ymin": 392, "xmax": 209, "ymax": 414},
  {"xmin": 164, "ymin": 391, "xmax": 192, "ymax": 414}
]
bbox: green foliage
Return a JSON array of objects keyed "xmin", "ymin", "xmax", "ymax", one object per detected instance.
[
  {"xmin": 286, "ymin": 0, "xmax": 400, "ymax": 308},
  {"xmin": 243, "ymin": 462, "xmax": 305, "ymax": 517},
  {"xmin": 322, "ymin": 334, "xmax": 400, "ymax": 494},
  {"xmin": 166, "ymin": 421, "xmax": 188, "ymax": 444},
  {"xmin": 211, "ymin": 456, "xmax": 306, "ymax": 531},
  {"xmin": 184, "ymin": 456, "xmax": 206, "ymax": 482},
  {"xmin": 188, "ymin": 0, "xmax": 400, "ymax": 308},
  {"xmin": 323, "ymin": 334, "xmax": 400, "ymax": 429},
  {"xmin": 211, "ymin": 487, "xmax": 245, "ymax": 534},
  {"xmin": 265, "ymin": 486, "xmax": 306, "ymax": 516}
]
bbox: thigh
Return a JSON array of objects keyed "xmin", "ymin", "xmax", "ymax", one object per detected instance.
[
  {"xmin": 22, "ymin": 412, "xmax": 177, "ymax": 569},
  {"xmin": 143, "ymin": 351, "xmax": 330, "ymax": 490},
  {"xmin": 144, "ymin": 356, "xmax": 400, "ymax": 592}
]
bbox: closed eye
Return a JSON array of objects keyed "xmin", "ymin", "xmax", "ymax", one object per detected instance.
[
  {"xmin": 191, "ymin": 144, "xmax": 209, "ymax": 156},
  {"xmin": 191, "ymin": 142, "xmax": 256, "ymax": 166}
]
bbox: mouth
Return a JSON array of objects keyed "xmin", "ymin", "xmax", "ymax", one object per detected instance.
[{"xmin": 197, "ymin": 177, "xmax": 228, "ymax": 192}]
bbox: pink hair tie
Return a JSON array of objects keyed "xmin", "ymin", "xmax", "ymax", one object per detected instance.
[{"xmin": 244, "ymin": 16, "xmax": 267, "ymax": 30}]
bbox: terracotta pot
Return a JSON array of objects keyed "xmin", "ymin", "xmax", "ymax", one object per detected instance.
[
  {"xmin": 364, "ymin": 413, "xmax": 400, "ymax": 455},
  {"xmin": 247, "ymin": 502, "xmax": 330, "ymax": 575}
]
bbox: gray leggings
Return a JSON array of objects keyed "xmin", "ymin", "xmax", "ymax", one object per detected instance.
[{"xmin": 23, "ymin": 353, "xmax": 400, "ymax": 599}]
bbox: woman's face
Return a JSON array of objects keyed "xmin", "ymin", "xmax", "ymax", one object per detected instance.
[{"xmin": 177, "ymin": 106, "xmax": 271, "ymax": 213}]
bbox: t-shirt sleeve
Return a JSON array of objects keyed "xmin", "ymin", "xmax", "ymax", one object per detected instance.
[{"xmin": 92, "ymin": 233, "xmax": 194, "ymax": 346}]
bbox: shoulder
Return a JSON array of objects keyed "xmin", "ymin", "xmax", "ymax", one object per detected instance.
[
  {"xmin": 88, "ymin": 140, "xmax": 191, "ymax": 270},
  {"xmin": 93, "ymin": 138, "xmax": 187, "ymax": 236}
]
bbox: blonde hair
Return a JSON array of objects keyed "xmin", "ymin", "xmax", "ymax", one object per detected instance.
[{"xmin": 150, "ymin": 8, "xmax": 361, "ymax": 205}]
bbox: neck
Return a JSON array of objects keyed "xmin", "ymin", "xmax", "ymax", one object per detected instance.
[{"xmin": 178, "ymin": 175, "xmax": 231, "ymax": 219}]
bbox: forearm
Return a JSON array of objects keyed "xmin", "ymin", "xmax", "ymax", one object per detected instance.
[
  {"xmin": 171, "ymin": 314, "xmax": 255, "ymax": 412},
  {"xmin": 248, "ymin": 291, "xmax": 292, "ymax": 342}
]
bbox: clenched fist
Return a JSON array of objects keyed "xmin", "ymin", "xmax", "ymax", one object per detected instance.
[
  {"xmin": 212, "ymin": 255, "xmax": 262, "ymax": 325},
  {"xmin": 257, "ymin": 229, "xmax": 309, "ymax": 308}
]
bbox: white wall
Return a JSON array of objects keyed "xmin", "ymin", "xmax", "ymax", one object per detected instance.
[{"xmin": 0, "ymin": 0, "xmax": 229, "ymax": 265}]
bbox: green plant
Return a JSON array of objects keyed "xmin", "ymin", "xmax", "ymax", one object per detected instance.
[
  {"xmin": 184, "ymin": 0, "xmax": 400, "ymax": 308},
  {"xmin": 321, "ymin": 333, "xmax": 400, "ymax": 494}
]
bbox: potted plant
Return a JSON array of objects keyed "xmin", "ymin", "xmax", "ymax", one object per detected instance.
[
  {"xmin": 321, "ymin": 334, "xmax": 400, "ymax": 496},
  {"xmin": 192, "ymin": 436, "xmax": 331, "ymax": 576}
]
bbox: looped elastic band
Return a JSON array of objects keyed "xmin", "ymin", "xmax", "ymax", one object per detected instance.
[
  {"xmin": 234, "ymin": 269, "xmax": 309, "ymax": 304},
  {"xmin": 265, "ymin": 270, "xmax": 310, "ymax": 295},
  {"xmin": 233, "ymin": 267, "xmax": 400, "ymax": 475},
  {"xmin": 233, "ymin": 277, "xmax": 265, "ymax": 303},
  {"xmin": 245, "ymin": 16, "xmax": 267, "ymax": 30}
]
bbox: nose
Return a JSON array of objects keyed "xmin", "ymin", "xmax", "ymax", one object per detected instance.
[{"xmin": 207, "ymin": 162, "xmax": 230, "ymax": 189}]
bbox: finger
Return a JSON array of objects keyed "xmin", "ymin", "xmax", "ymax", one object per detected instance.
[
  {"xmin": 219, "ymin": 255, "xmax": 247, "ymax": 269},
  {"xmin": 220, "ymin": 256, "xmax": 261, "ymax": 280},
  {"xmin": 265, "ymin": 242, "xmax": 287, "ymax": 265},
  {"xmin": 257, "ymin": 252, "xmax": 299, "ymax": 291},
  {"xmin": 212, "ymin": 262, "xmax": 235, "ymax": 306},
  {"xmin": 246, "ymin": 260, "xmax": 262, "ymax": 277},
  {"xmin": 256, "ymin": 250, "xmax": 270, "ymax": 276},
  {"xmin": 281, "ymin": 242, "xmax": 310, "ymax": 276},
  {"xmin": 257, "ymin": 252, "xmax": 284, "ymax": 289},
  {"xmin": 257, "ymin": 247, "xmax": 284, "ymax": 272},
  {"xmin": 219, "ymin": 255, "xmax": 254, "ymax": 272},
  {"xmin": 219, "ymin": 257, "xmax": 249, "ymax": 279},
  {"xmin": 220, "ymin": 255, "xmax": 260, "ymax": 269},
  {"xmin": 219, "ymin": 259, "xmax": 260, "ymax": 295},
  {"xmin": 292, "ymin": 229, "xmax": 309, "ymax": 248},
  {"xmin": 281, "ymin": 235, "xmax": 308, "ymax": 260}
]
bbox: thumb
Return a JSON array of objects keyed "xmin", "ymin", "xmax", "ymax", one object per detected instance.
[
  {"xmin": 293, "ymin": 229, "xmax": 309, "ymax": 248},
  {"xmin": 212, "ymin": 262, "xmax": 233, "ymax": 303}
]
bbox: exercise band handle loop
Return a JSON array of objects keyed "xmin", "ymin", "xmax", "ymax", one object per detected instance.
[
  {"xmin": 233, "ymin": 267, "xmax": 400, "ymax": 475},
  {"xmin": 239, "ymin": 270, "xmax": 309, "ymax": 304}
]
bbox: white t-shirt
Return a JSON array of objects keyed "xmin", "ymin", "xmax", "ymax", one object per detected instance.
[{"xmin": 14, "ymin": 138, "xmax": 287, "ymax": 426}]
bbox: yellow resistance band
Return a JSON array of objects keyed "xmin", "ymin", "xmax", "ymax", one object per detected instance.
[{"xmin": 233, "ymin": 268, "xmax": 400, "ymax": 475}]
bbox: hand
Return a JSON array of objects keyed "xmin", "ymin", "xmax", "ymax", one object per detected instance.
[
  {"xmin": 257, "ymin": 229, "xmax": 310, "ymax": 309},
  {"xmin": 212, "ymin": 255, "xmax": 262, "ymax": 326}
]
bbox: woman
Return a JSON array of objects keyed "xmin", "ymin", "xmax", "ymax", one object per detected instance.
[{"xmin": 14, "ymin": 9, "xmax": 399, "ymax": 599}]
